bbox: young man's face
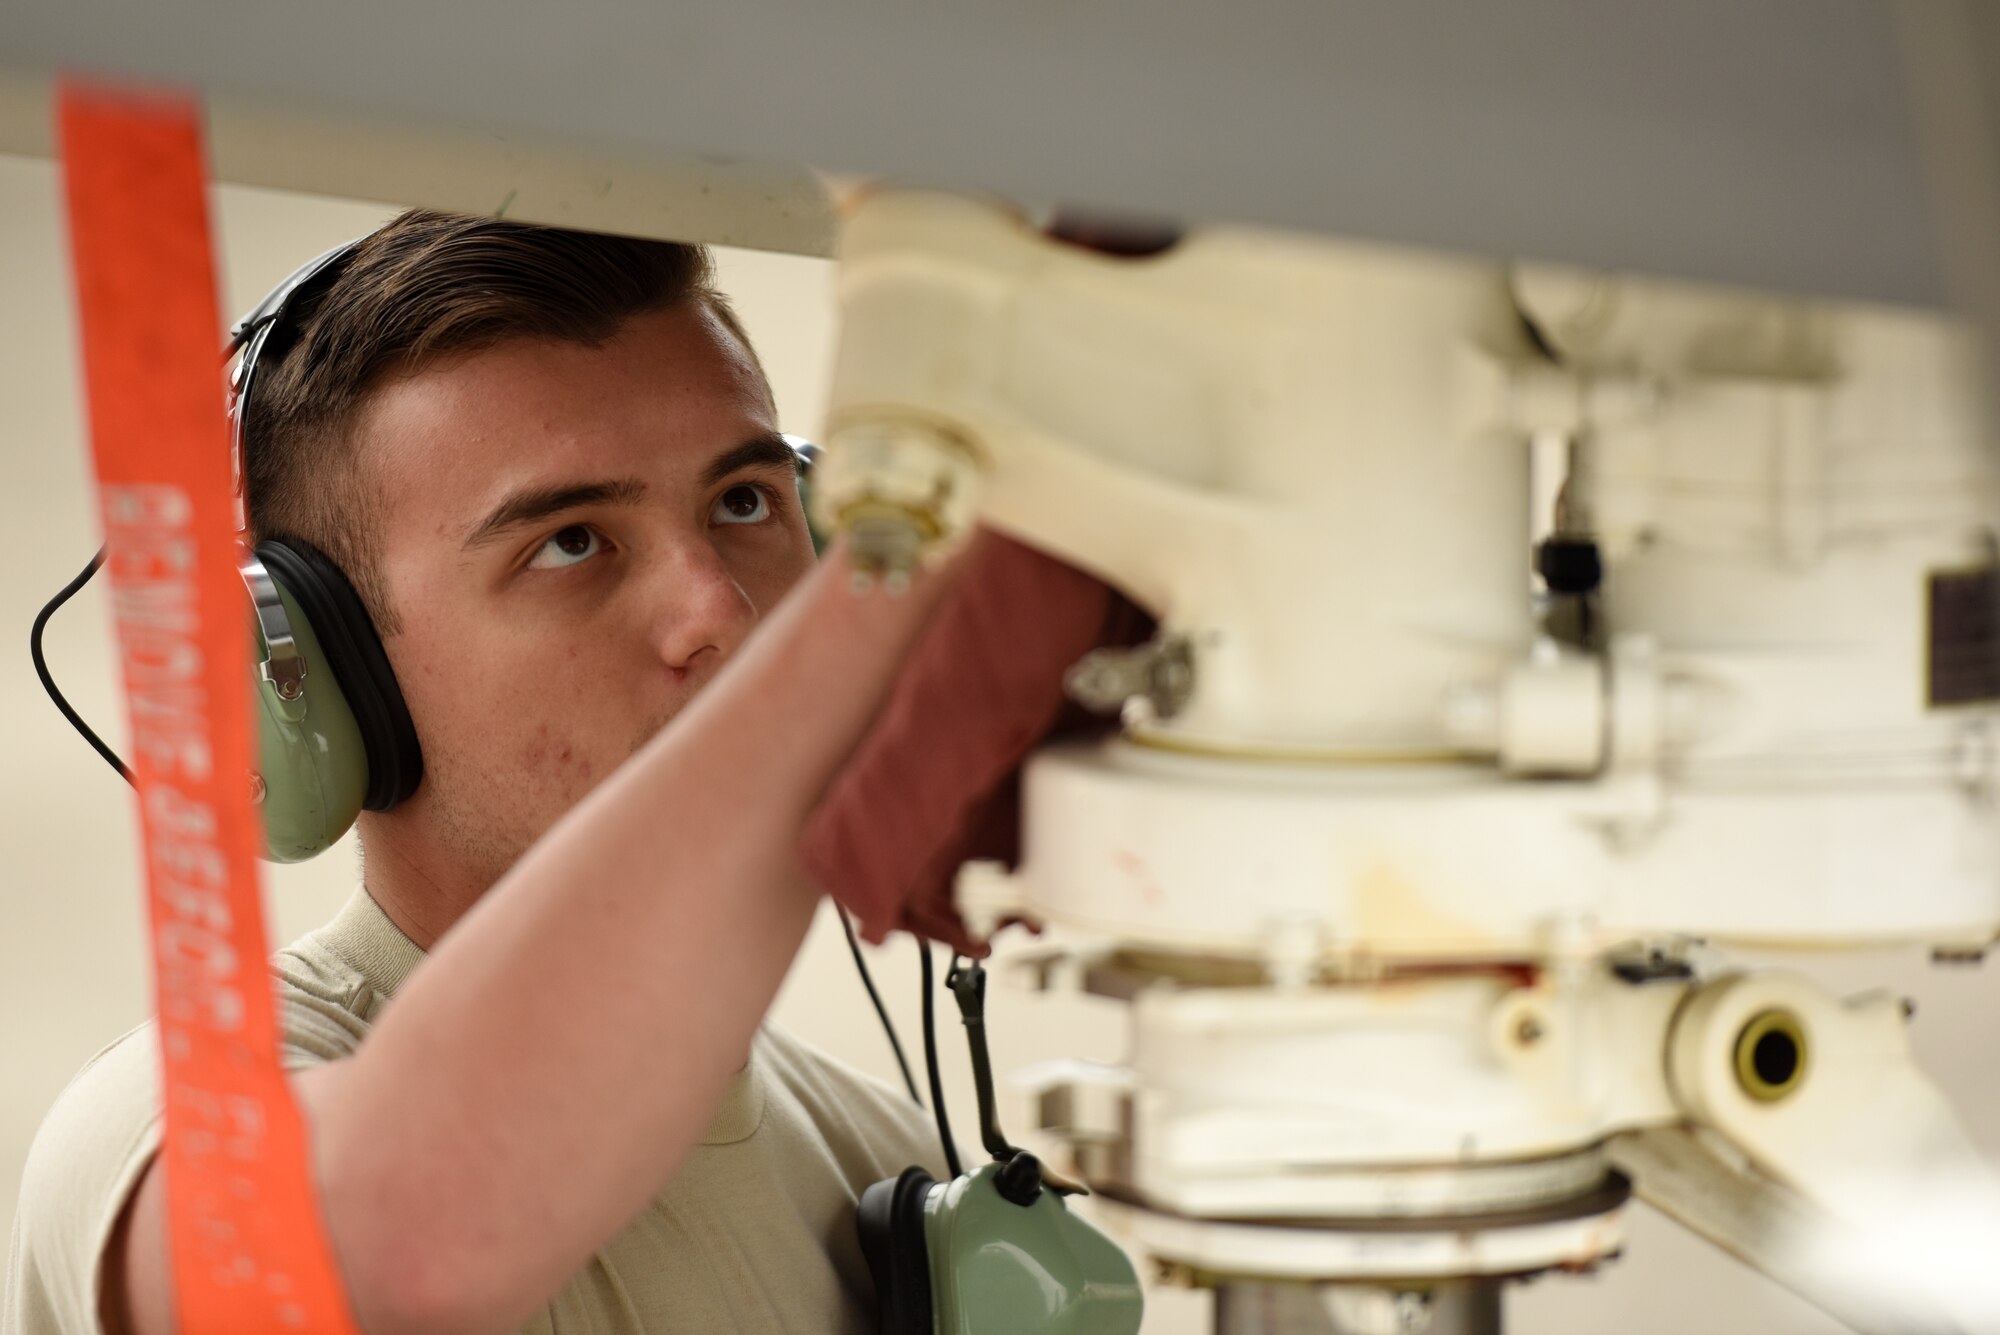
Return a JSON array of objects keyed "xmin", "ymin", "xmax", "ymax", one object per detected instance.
[{"xmin": 355, "ymin": 302, "xmax": 816, "ymax": 889}]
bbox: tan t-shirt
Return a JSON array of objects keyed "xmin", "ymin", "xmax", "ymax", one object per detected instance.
[{"xmin": 4, "ymin": 889, "xmax": 948, "ymax": 1334}]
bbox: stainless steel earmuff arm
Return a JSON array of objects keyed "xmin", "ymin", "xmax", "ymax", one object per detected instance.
[
  {"xmin": 240, "ymin": 551, "xmax": 307, "ymax": 702},
  {"xmin": 221, "ymin": 244, "xmax": 346, "ymax": 702}
]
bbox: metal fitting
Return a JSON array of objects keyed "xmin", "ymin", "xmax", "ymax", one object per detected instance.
[
  {"xmin": 1066, "ymin": 635, "xmax": 1195, "ymax": 719},
  {"xmin": 810, "ymin": 415, "xmax": 983, "ymax": 582}
]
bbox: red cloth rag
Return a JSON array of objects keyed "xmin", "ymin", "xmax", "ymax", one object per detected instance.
[{"xmin": 799, "ymin": 529, "xmax": 1152, "ymax": 952}]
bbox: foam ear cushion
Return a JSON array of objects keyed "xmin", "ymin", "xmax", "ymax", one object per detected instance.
[
  {"xmin": 256, "ymin": 537, "xmax": 423, "ymax": 811},
  {"xmin": 857, "ymin": 1167, "xmax": 937, "ymax": 1335}
]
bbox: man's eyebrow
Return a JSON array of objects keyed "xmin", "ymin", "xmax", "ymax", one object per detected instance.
[
  {"xmin": 700, "ymin": 433, "xmax": 803, "ymax": 489},
  {"xmin": 462, "ymin": 477, "xmax": 648, "ymax": 549}
]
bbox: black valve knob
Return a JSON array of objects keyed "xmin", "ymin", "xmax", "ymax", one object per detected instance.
[{"xmin": 1535, "ymin": 537, "xmax": 1602, "ymax": 595}]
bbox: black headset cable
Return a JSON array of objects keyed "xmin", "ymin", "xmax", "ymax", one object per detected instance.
[
  {"xmin": 919, "ymin": 942, "xmax": 964, "ymax": 1179},
  {"xmin": 32, "ymin": 548, "xmax": 133, "ymax": 787},
  {"xmin": 839, "ymin": 907, "xmax": 922, "ymax": 1108}
]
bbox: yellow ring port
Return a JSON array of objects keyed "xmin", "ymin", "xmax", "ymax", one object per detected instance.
[{"xmin": 1734, "ymin": 1008, "xmax": 1809, "ymax": 1103}]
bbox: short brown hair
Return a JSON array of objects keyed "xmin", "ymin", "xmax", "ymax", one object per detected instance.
[{"xmin": 243, "ymin": 209, "xmax": 759, "ymax": 633}]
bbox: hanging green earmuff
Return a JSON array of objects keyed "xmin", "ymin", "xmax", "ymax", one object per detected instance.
[
  {"xmin": 861, "ymin": 954, "xmax": 1144, "ymax": 1335},
  {"xmin": 859, "ymin": 1158, "xmax": 1143, "ymax": 1335}
]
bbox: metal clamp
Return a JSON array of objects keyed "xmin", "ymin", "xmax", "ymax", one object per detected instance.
[
  {"xmin": 240, "ymin": 552, "xmax": 308, "ymax": 702},
  {"xmin": 1065, "ymin": 635, "xmax": 1195, "ymax": 720}
]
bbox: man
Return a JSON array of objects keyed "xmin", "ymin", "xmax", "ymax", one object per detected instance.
[{"xmin": 6, "ymin": 210, "xmax": 959, "ymax": 1335}]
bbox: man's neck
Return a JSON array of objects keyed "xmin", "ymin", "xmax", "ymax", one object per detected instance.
[
  {"xmin": 352, "ymin": 811, "xmax": 757, "ymax": 1076},
  {"xmin": 352, "ymin": 812, "xmax": 493, "ymax": 951}
]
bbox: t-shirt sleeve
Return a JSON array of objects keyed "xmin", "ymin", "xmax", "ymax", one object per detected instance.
[{"xmin": 3, "ymin": 1029, "xmax": 164, "ymax": 1335}]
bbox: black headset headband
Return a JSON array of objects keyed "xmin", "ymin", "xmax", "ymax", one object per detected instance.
[{"xmin": 228, "ymin": 237, "xmax": 364, "ymax": 473}]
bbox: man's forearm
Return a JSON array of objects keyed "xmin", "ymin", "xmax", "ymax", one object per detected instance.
[{"xmin": 206, "ymin": 543, "xmax": 957, "ymax": 1335}]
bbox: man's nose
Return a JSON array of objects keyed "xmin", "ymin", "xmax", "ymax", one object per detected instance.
[{"xmin": 645, "ymin": 538, "xmax": 758, "ymax": 674}]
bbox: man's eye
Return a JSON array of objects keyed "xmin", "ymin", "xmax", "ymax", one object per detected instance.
[
  {"xmin": 527, "ymin": 524, "xmax": 604, "ymax": 570},
  {"xmin": 711, "ymin": 484, "xmax": 771, "ymax": 526}
]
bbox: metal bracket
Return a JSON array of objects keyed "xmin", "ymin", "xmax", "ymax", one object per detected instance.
[
  {"xmin": 1066, "ymin": 635, "xmax": 1194, "ymax": 719},
  {"xmin": 240, "ymin": 551, "xmax": 308, "ymax": 703}
]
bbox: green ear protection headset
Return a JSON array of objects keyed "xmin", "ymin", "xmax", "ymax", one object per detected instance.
[{"xmin": 226, "ymin": 238, "xmax": 426, "ymax": 861}]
